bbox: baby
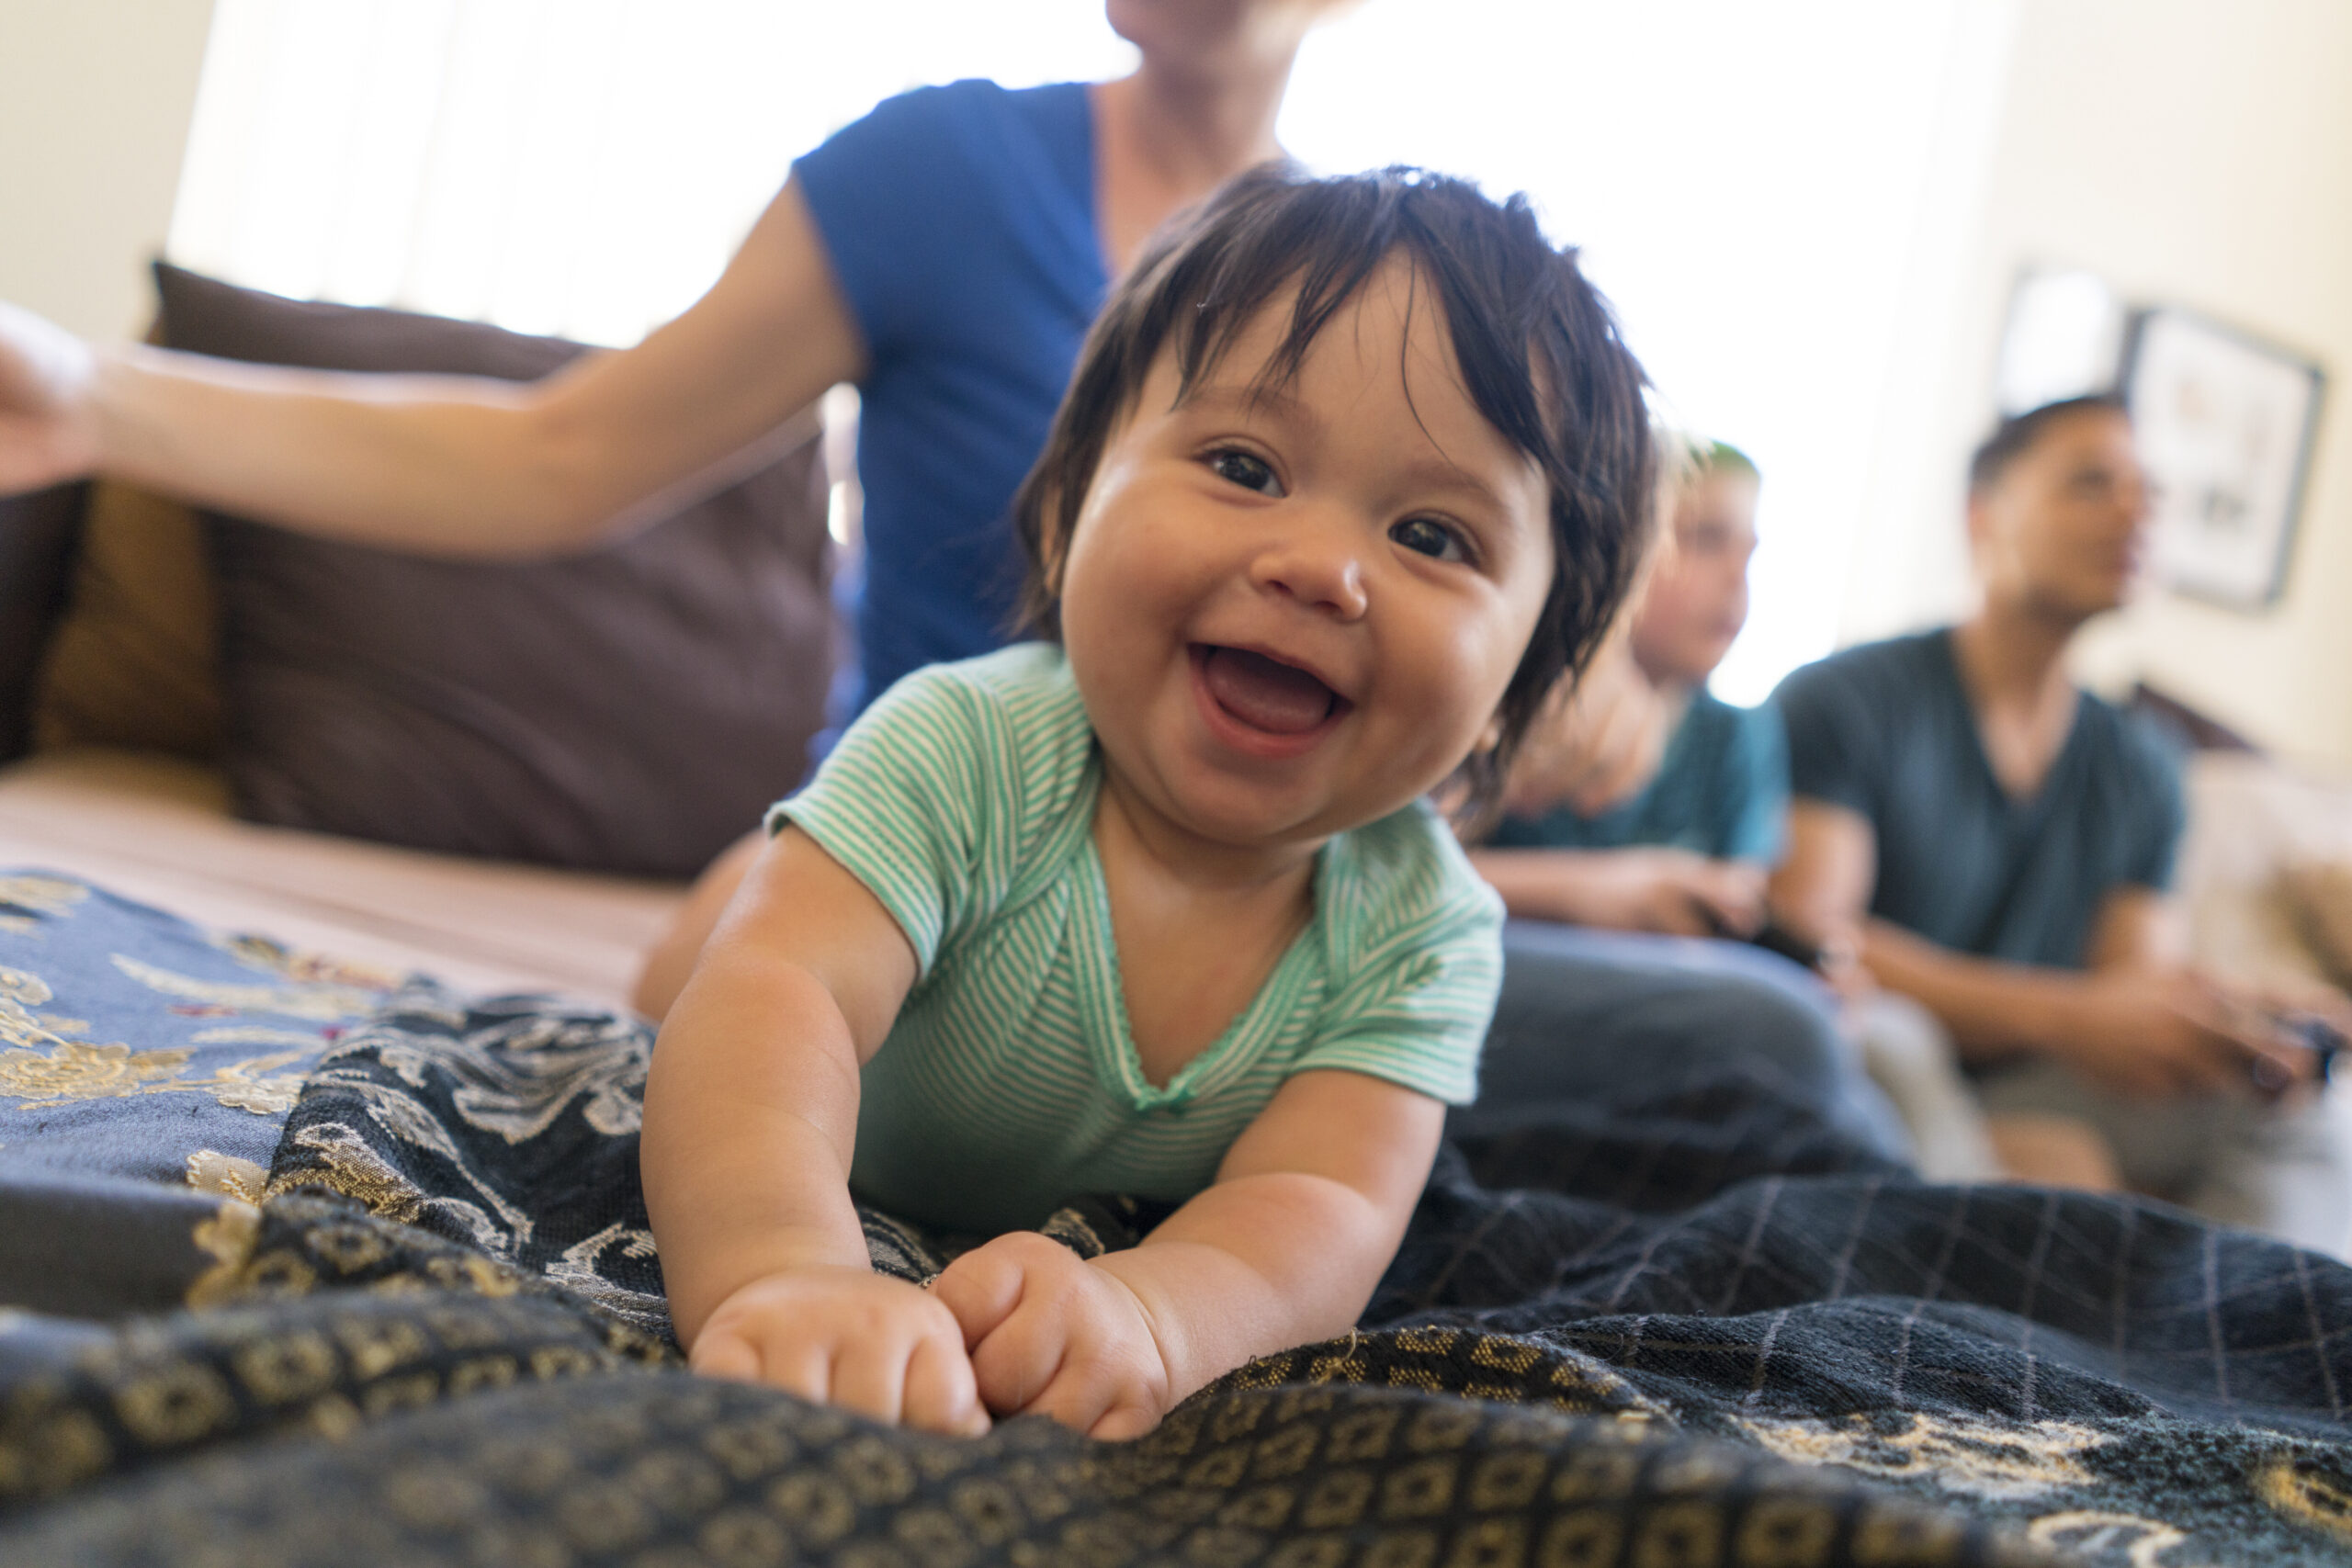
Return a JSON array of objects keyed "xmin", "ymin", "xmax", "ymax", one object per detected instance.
[{"xmin": 640, "ymin": 165, "xmax": 1653, "ymax": 1439}]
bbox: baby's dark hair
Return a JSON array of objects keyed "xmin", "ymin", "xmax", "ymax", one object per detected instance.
[{"xmin": 1012, "ymin": 164, "xmax": 1655, "ymax": 817}]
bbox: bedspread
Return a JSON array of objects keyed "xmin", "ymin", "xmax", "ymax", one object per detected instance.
[{"xmin": 4, "ymin": 872, "xmax": 2351, "ymax": 1566}]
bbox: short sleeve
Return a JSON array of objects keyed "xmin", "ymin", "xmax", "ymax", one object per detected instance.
[
  {"xmin": 767, "ymin": 664, "xmax": 999, "ymax": 975},
  {"xmin": 1292, "ymin": 816, "xmax": 1504, "ymax": 1105},
  {"xmin": 1771, "ymin": 655, "xmax": 1881, "ymax": 818},
  {"xmin": 792, "ymin": 86, "xmax": 974, "ymax": 361},
  {"xmin": 1719, "ymin": 701, "xmax": 1791, "ymax": 863}
]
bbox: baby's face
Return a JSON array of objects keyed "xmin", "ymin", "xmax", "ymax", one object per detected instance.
[{"xmin": 1056, "ymin": 257, "xmax": 1554, "ymax": 858}]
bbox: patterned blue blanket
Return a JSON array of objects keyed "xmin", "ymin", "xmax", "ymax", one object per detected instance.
[{"xmin": 4, "ymin": 871, "xmax": 2351, "ymax": 1566}]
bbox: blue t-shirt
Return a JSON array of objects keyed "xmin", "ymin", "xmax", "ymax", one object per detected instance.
[
  {"xmin": 1771, "ymin": 628, "xmax": 2186, "ymax": 969},
  {"xmin": 794, "ymin": 80, "xmax": 1107, "ymax": 714},
  {"xmin": 1487, "ymin": 691, "xmax": 1789, "ymax": 862}
]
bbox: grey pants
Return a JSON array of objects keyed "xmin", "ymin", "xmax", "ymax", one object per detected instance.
[{"xmin": 1449, "ymin": 920, "xmax": 1914, "ymax": 1164}]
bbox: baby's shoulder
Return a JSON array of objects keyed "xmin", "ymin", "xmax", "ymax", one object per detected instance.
[
  {"xmin": 883, "ymin": 644, "xmax": 1091, "ymax": 756},
  {"xmin": 1319, "ymin": 802, "xmax": 1502, "ymax": 949},
  {"xmin": 887, "ymin": 644, "xmax": 1100, "ymax": 848}
]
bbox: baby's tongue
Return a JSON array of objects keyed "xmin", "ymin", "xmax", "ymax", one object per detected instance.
[{"xmin": 1202, "ymin": 647, "xmax": 1335, "ymax": 735}]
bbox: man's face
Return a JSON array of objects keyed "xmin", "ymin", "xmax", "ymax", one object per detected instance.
[{"xmin": 1971, "ymin": 408, "xmax": 2153, "ymax": 623}]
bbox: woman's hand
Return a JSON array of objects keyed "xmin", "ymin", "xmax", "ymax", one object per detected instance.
[
  {"xmin": 691, "ymin": 1263, "xmax": 990, "ymax": 1436},
  {"xmin": 932, "ymin": 1232, "xmax": 1173, "ymax": 1440},
  {"xmin": 0, "ymin": 300, "xmax": 100, "ymax": 494}
]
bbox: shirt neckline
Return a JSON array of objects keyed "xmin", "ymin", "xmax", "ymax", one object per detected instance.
[
  {"xmin": 1929, "ymin": 627, "xmax": 2092, "ymax": 818},
  {"xmin": 1064, "ymin": 761, "xmax": 1328, "ymax": 1111}
]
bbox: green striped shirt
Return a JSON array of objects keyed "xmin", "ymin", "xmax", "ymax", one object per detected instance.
[{"xmin": 771, "ymin": 644, "xmax": 1503, "ymax": 1234}]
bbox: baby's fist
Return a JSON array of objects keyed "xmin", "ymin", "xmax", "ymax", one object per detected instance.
[
  {"xmin": 933, "ymin": 1233, "xmax": 1172, "ymax": 1439},
  {"xmin": 692, "ymin": 1264, "xmax": 989, "ymax": 1436}
]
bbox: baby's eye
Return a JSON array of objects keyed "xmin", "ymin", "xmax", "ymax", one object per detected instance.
[
  {"xmin": 1391, "ymin": 516, "xmax": 1469, "ymax": 563},
  {"xmin": 1207, "ymin": 448, "xmax": 1283, "ymax": 496}
]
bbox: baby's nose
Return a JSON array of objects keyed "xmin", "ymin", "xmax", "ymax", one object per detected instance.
[{"xmin": 1250, "ymin": 517, "xmax": 1370, "ymax": 619}]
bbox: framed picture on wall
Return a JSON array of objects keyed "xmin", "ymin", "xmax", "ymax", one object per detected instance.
[{"xmin": 2124, "ymin": 306, "xmax": 2326, "ymax": 610}]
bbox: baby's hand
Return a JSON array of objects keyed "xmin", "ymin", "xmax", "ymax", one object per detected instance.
[
  {"xmin": 690, "ymin": 1264, "xmax": 989, "ymax": 1436},
  {"xmin": 933, "ymin": 1233, "xmax": 1173, "ymax": 1439}
]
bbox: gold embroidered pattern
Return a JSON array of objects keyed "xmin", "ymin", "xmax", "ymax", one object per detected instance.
[
  {"xmin": 216, "ymin": 933, "xmax": 408, "ymax": 991},
  {"xmin": 0, "ymin": 874, "xmax": 85, "ymax": 932},
  {"xmin": 0, "ymin": 934, "xmax": 389, "ymax": 1114},
  {"xmin": 2256, "ymin": 1456, "xmax": 2352, "ymax": 1546},
  {"xmin": 1222, "ymin": 1332, "xmax": 1669, "ymax": 1426},
  {"xmin": 2026, "ymin": 1509, "xmax": 2210, "ymax": 1567},
  {"xmin": 187, "ymin": 1150, "xmax": 270, "ymax": 1203},
  {"xmin": 110, "ymin": 953, "xmax": 385, "ymax": 1021},
  {"xmin": 0, "ymin": 1037, "xmax": 314, "ymax": 1114},
  {"xmin": 1737, "ymin": 1411, "xmax": 2104, "ymax": 1502},
  {"xmin": 185, "ymin": 1196, "xmax": 265, "ymax": 1309},
  {"xmin": 0, "ymin": 966, "xmax": 51, "ymax": 1006},
  {"xmin": 0, "ymin": 1040, "xmax": 192, "ymax": 1100}
]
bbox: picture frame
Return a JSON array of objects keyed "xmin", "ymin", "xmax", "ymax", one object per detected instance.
[{"xmin": 2122, "ymin": 305, "xmax": 2326, "ymax": 610}]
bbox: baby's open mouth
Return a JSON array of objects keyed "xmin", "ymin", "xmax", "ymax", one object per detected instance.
[{"xmin": 1195, "ymin": 645, "xmax": 1346, "ymax": 735}]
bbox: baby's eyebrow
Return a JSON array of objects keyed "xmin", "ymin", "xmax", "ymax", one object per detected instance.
[
  {"xmin": 1384, "ymin": 457, "xmax": 1526, "ymax": 524},
  {"xmin": 1180, "ymin": 380, "xmax": 1322, "ymax": 434},
  {"xmin": 1183, "ymin": 378, "xmax": 1532, "ymax": 520}
]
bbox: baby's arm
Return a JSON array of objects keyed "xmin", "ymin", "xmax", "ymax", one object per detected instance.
[
  {"xmin": 640, "ymin": 826, "xmax": 987, "ymax": 1435},
  {"xmin": 933, "ymin": 1068, "xmax": 1442, "ymax": 1438}
]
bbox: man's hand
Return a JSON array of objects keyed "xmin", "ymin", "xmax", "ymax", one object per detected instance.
[
  {"xmin": 2053, "ymin": 970, "xmax": 2318, "ymax": 1101},
  {"xmin": 691, "ymin": 1264, "xmax": 989, "ymax": 1436},
  {"xmin": 0, "ymin": 300, "xmax": 99, "ymax": 495},
  {"xmin": 932, "ymin": 1232, "xmax": 1174, "ymax": 1440}
]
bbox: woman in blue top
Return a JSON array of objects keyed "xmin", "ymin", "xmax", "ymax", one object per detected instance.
[{"xmin": 0, "ymin": 0, "xmax": 1339, "ymax": 708}]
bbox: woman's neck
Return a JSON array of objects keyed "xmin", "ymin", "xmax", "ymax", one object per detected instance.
[{"xmin": 1091, "ymin": 45, "xmax": 1297, "ymax": 276}]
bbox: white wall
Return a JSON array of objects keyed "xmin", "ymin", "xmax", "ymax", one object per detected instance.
[
  {"xmin": 1846, "ymin": 0, "xmax": 2352, "ymax": 771},
  {"xmin": 0, "ymin": 0, "xmax": 217, "ymax": 340}
]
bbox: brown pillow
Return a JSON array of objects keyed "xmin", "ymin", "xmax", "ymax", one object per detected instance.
[
  {"xmin": 30, "ymin": 479, "xmax": 222, "ymax": 759},
  {"xmin": 152, "ymin": 261, "xmax": 837, "ymax": 878},
  {"xmin": 0, "ymin": 481, "xmax": 88, "ymax": 763}
]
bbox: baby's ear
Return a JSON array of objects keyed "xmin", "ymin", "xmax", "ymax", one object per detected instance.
[{"xmin": 1473, "ymin": 713, "xmax": 1506, "ymax": 755}]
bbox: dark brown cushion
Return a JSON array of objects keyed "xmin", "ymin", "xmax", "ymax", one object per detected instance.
[
  {"xmin": 31, "ymin": 479, "xmax": 223, "ymax": 760},
  {"xmin": 153, "ymin": 261, "xmax": 836, "ymax": 878},
  {"xmin": 0, "ymin": 480, "xmax": 88, "ymax": 763}
]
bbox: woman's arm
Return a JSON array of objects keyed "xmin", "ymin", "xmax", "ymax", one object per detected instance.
[
  {"xmin": 932, "ymin": 1069, "xmax": 1443, "ymax": 1438},
  {"xmin": 0, "ymin": 178, "xmax": 864, "ymax": 557},
  {"xmin": 641, "ymin": 824, "xmax": 986, "ymax": 1434}
]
